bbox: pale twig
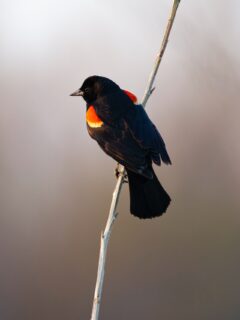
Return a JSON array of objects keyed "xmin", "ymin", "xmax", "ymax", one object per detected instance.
[{"xmin": 90, "ymin": 1, "xmax": 181, "ymax": 319}]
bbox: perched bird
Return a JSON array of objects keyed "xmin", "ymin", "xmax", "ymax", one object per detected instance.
[{"xmin": 70, "ymin": 76, "xmax": 171, "ymax": 219}]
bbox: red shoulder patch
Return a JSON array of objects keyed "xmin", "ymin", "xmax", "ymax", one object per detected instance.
[
  {"xmin": 86, "ymin": 106, "xmax": 103, "ymax": 128},
  {"xmin": 123, "ymin": 90, "xmax": 138, "ymax": 104}
]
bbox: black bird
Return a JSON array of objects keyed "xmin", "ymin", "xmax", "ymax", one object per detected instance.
[{"xmin": 70, "ymin": 75, "xmax": 171, "ymax": 219}]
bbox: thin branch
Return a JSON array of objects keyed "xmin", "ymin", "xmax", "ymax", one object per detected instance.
[
  {"xmin": 90, "ymin": 166, "xmax": 124, "ymax": 320},
  {"xmin": 90, "ymin": 1, "xmax": 181, "ymax": 319},
  {"xmin": 142, "ymin": 0, "xmax": 181, "ymax": 107}
]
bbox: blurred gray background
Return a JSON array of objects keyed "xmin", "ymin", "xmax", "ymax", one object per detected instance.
[{"xmin": 1, "ymin": 0, "xmax": 240, "ymax": 319}]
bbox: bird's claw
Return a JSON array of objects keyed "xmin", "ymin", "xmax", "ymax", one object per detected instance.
[
  {"xmin": 115, "ymin": 164, "xmax": 121, "ymax": 178},
  {"xmin": 115, "ymin": 164, "xmax": 128, "ymax": 183}
]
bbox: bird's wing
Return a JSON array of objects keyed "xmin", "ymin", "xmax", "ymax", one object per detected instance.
[
  {"xmin": 88, "ymin": 121, "xmax": 153, "ymax": 178},
  {"xmin": 123, "ymin": 105, "xmax": 171, "ymax": 165}
]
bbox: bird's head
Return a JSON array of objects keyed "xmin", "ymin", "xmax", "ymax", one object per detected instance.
[{"xmin": 70, "ymin": 75, "xmax": 120, "ymax": 104}]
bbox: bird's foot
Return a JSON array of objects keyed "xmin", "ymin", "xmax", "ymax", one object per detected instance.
[
  {"xmin": 115, "ymin": 164, "xmax": 121, "ymax": 178},
  {"xmin": 115, "ymin": 164, "xmax": 128, "ymax": 183}
]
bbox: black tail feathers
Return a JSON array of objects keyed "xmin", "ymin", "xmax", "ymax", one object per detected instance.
[{"xmin": 126, "ymin": 168, "xmax": 171, "ymax": 219}]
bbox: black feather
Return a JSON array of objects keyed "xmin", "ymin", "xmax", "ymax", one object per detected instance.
[
  {"xmin": 127, "ymin": 168, "xmax": 171, "ymax": 219},
  {"xmin": 123, "ymin": 104, "xmax": 172, "ymax": 165}
]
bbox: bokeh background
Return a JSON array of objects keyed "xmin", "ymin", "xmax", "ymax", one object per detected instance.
[{"xmin": 1, "ymin": 0, "xmax": 240, "ymax": 319}]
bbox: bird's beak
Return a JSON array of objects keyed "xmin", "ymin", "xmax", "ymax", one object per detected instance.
[{"xmin": 70, "ymin": 89, "xmax": 84, "ymax": 96}]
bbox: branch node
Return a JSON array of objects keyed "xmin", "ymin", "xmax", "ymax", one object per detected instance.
[{"xmin": 150, "ymin": 87, "xmax": 156, "ymax": 94}]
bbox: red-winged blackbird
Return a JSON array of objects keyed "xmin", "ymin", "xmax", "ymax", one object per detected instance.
[{"xmin": 70, "ymin": 76, "xmax": 171, "ymax": 219}]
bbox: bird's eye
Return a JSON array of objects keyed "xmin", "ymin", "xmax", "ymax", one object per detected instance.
[{"xmin": 85, "ymin": 88, "xmax": 90, "ymax": 93}]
